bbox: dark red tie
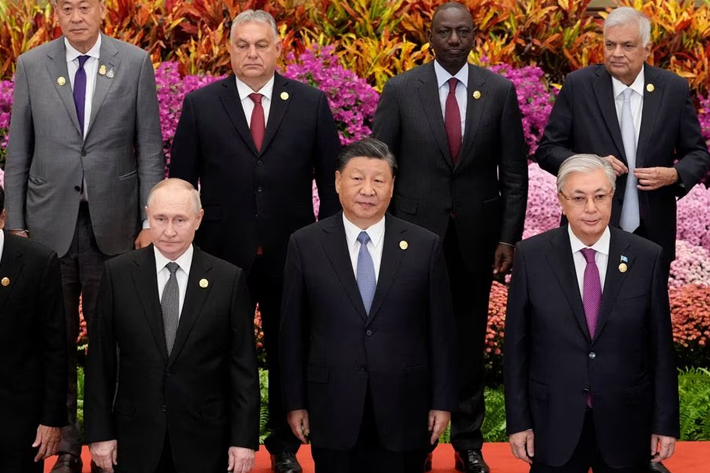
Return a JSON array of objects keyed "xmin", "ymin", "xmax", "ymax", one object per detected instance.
[
  {"xmin": 249, "ymin": 93, "xmax": 265, "ymax": 152},
  {"xmin": 445, "ymin": 77, "xmax": 461, "ymax": 163}
]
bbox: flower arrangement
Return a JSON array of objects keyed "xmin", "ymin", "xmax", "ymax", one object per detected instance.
[
  {"xmin": 676, "ymin": 183, "xmax": 710, "ymax": 251},
  {"xmin": 523, "ymin": 162, "xmax": 562, "ymax": 239},
  {"xmin": 484, "ymin": 281, "xmax": 508, "ymax": 383},
  {"xmin": 670, "ymin": 284, "xmax": 710, "ymax": 368},
  {"xmin": 670, "ymin": 240, "xmax": 710, "ymax": 289}
]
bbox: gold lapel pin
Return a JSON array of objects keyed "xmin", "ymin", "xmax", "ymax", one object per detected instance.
[
  {"xmin": 399, "ymin": 240, "xmax": 408, "ymax": 250},
  {"xmin": 57, "ymin": 76, "xmax": 66, "ymax": 86},
  {"xmin": 199, "ymin": 278, "xmax": 209, "ymax": 288},
  {"xmin": 646, "ymin": 83, "xmax": 655, "ymax": 93},
  {"xmin": 618, "ymin": 263, "xmax": 628, "ymax": 273},
  {"xmin": 280, "ymin": 91, "xmax": 289, "ymax": 101},
  {"xmin": 1, "ymin": 277, "xmax": 9, "ymax": 287},
  {"xmin": 106, "ymin": 68, "xmax": 115, "ymax": 79},
  {"xmin": 473, "ymin": 90, "xmax": 481, "ymax": 100},
  {"xmin": 99, "ymin": 64, "xmax": 107, "ymax": 76}
]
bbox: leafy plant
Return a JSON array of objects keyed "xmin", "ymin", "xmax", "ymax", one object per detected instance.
[{"xmin": 678, "ymin": 367, "xmax": 710, "ymax": 440}]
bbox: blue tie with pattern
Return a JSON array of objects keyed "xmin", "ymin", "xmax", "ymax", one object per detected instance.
[{"xmin": 356, "ymin": 231, "xmax": 376, "ymax": 315}]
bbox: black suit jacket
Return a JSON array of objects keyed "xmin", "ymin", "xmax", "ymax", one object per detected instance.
[
  {"xmin": 504, "ymin": 226, "xmax": 679, "ymax": 468},
  {"xmin": 0, "ymin": 231, "xmax": 67, "ymax": 450},
  {"xmin": 84, "ymin": 246, "xmax": 259, "ymax": 473},
  {"xmin": 280, "ymin": 214, "xmax": 457, "ymax": 451},
  {"xmin": 169, "ymin": 73, "xmax": 341, "ymax": 272},
  {"xmin": 535, "ymin": 64, "xmax": 710, "ymax": 263},
  {"xmin": 372, "ymin": 62, "xmax": 528, "ymax": 270}
]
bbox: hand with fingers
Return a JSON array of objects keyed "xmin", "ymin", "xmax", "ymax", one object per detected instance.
[
  {"xmin": 509, "ymin": 429, "xmax": 535, "ymax": 464},
  {"xmin": 32, "ymin": 425, "xmax": 61, "ymax": 462}
]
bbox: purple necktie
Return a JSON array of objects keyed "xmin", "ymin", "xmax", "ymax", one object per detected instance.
[
  {"xmin": 580, "ymin": 248, "xmax": 601, "ymax": 339},
  {"xmin": 73, "ymin": 55, "xmax": 90, "ymax": 134},
  {"xmin": 444, "ymin": 78, "xmax": 461, "ymax": 163},
  {"xmin": 249, "ymin": 93, "xmax": 265, "ymax": 152}
]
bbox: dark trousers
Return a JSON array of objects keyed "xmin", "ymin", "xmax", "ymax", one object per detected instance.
[
  {"xmin": 443, "ymin": 220, "xmax": 493, "ymax": 451},
  {"xmin": 0, "ymin": 446, "xmax": 43, "ymax": 473},
  {"xmin": 311, "ymin": 390, "xmax": 427, "ymax": 473},
  {"xmin": 531, "ymin": 410, "xmax": 646, "ymax": 473},
  {"xmin": 58, "ymin": 202, "xmax": 109, "ymax": 456},
  {"xmin": 247, "ymin": 254, "xmax": 300, "ymax": 455}
]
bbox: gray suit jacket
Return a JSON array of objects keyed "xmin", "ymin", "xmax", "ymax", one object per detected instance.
[{"xmin": 5, "ymin": 34, "xmax": 164, "ymax": 257}]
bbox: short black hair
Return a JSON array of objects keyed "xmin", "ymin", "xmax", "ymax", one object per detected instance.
[
  {"xmin": 0, "ymin": 184, "xmax": 4, "ymax": 211},
  {"xmin": 432, "ymin": 2, "xmax": 472, "ymax": 25},
  {"xmin": 336, "ymin": 137, "xmax": 397, "ymax": 176}
]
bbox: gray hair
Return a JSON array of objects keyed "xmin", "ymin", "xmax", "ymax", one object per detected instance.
[
  {"xmin": 337, "ymin": 138, "xmax": 398, "ymax": 176},
  {"xmin": 604, "ymin": 7, "xmax": 651, "ymax": 46},
  {"xmin": 230, "ymin": 9, "xmax": 279, "ymax": 42},
  {"xmin": 147, "ymin": 178, "xmax": 202, "ymax": 214},
  {"xmin": 557, "ymin": 154, "xmax": 616, "ymax": 193}
]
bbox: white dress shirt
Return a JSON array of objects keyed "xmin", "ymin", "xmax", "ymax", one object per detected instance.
[
  {"xmin": 342, "ymin": 214, "xmax": 385, "ymax": 283},
  {"xmin": 66, "ymin": 35, "xmax": 101, "ymax": 138},
  {"xmin": 155, "ymin": 244, "xmax": 194, "ymax": 318},
  {"xmin": 236, "ymin": 75, "xmax": 275, "ymax": 128},
  {"xmin": 434, "ymin": 60, "xmax": 468, "ymax": 139},
  {"xmin": 0, "ymin": 229, "xmax": 5, "ymax": 265},
  {"xmin": 569, "ymin": 226, "xmax": 610, "ymax": 296},
  {"xmin": 612, "ymin": 69, "xmax": 645, "ymax": 146}
]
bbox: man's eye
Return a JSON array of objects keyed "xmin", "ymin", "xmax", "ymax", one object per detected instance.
[{"xmin": 573, "ymin": 196, "xmax": 586, "ymax": 204}]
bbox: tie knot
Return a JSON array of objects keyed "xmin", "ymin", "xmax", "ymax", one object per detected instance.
[
  {"xmin": 622, "ymin": 87, "xmax": 633, "ymax": 101},
  {"xmin": 77, "ymin": 55, "xmax": 90, "ymax": 68},
  {"xmin": 249, "ymin": 93, "xmax": 263, "ymax": 104},
  {"xmin": 166, "ymin": 262, "xmax": 179, "ymax": 275},
  {"xmin": 357, "ymin": 231, "xmax": 371, "ymax": 246},
  {"xmin": 581, "ymin": 248, "xmax": 596, "ymax": 264},
  {"xmin": 447, "ymin": 78, "xmax": 458, "ymax": 94}
]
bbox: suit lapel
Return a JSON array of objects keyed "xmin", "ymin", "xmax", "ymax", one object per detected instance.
[
  {"xmin": 259, "ymin": 73, "xmax": 289, "ymax": 155},
  {"xmin": 545, "ymin": 227, "xmax": 591, "ymax": 340},
  {"xmin": 418, "ymin": 63, "xmax": 452, "ymax": 169},
  {"xmin": 218, "ymin": 76, "xmax": 259, "ymax": 155},
  {"xmin": 595, "ymin": 229, "xmax": 634, "ymax": 340},
  {"xmin": 45, "ymin": 38, "xmax": 82, "ymax": 137},
  {"xmin": 0, "ymin": 233, "xmax": 25, "ymax": 318},
  {"xmin": 86, "ymin": 34, "xmax": 120, "ymax": 139},
  {"xmin": 456, "ymin": 64, "xmax": 486, "ymax": 170},
  {"xmin": 320, "ymin": 214, "xmax": 368, "ymax": 321},
  {"xmin": 366, "ymin": 216, "xmax": 407, "ymax": 325},
  {"xmin": 636, "ymin": 65, "xmax": 662, "ymax": 169},
  {"xmin": 592, "ymin": 67, "xmax": 626, "ymax": 162},
  {"xmin": 129, "ymin": 247, "xmax": 168, "ymax": 361},
  {"xmin": 168, "ymin": 248, "xmax": 213, "ymax": 364}
]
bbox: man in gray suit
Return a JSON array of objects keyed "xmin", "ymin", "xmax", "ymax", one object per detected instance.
[{"xmin": 4, "ymin": 1, "xmax": 164, "ymax": 471}]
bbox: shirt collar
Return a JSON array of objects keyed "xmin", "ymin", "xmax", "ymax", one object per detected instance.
[
  {"xmin": 154, "ymin": 244, "xmax": 194, "ymax": 276},
  {"xmin": 0, "ymin": 229, "xmax": 5, "ymax": 264},
  {"xmin": 434, "ymin": 60, "xmax": 468, "ymax": 90},
  {"xmin": 612, "ymin": 66, "xmax": 645, "ymax": 99},
  {"xmin": 342, "ymin": 213, "xmax": 386, "ymax": 248},
  {"xmin": 65, "ymin": 34, "xmax": 101, "ymax": 62},
  {"xmin": 235, "ymin": 75, "xmax": 275, "ymax": 102},
  {"xmin": 568, "ymin": 225, "xmax": 611, "ymax": 257}
]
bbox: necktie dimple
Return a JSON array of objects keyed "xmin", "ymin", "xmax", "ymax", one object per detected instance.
[
  {"xmin": 73, "ymin": 55, "xmax": 90, "ymax": 134},
  {"xmin": 619, "ymin": 87, "xmax": 640, "ymax": 232},
  {"xmin": 249, "ymin": 93, "xmax": 265, "ymax": 152},
  {"xmin": 161, "ymin": 262, "xmax": 180, "ymax": 355},
  {"xmin": 356, "ymin": 231, "xmax": 376, "ymax": 315},
  {"xmin": 580, "ymin": 248, "xmax": 601, "ymax": 339},
  {"xmin": 444, "ymin": 77, "xmax": 462, "ymax": 163}
]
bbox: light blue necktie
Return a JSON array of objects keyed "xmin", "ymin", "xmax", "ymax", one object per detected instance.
[
  {"xmin": 356, "ymin": 231, "xmax": 376, "ymax": 315},
  {"xmin": 620, "ymin": 87, "xmax": 640, "ymax": 232}
]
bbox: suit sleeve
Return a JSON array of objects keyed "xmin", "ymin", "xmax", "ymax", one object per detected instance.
[
  {"xmin": 534, "ymin": 78, "xmax": 576, "ymax": 176},
  {"xmin": 371, "ymin": 79, "xmax": 402, "ymax": 158},
  {"xmin": 280, "ymin": 234, "xmax": 307, "ymax": 411},
  {"xmin": 84, "ymin": 262, "xmax": 118, "ymax": 443},
  {"xmin": 649, "ymin": 248, "xmax": 680, "ymax": 437},
  {"xmin": 169, "ymin": 93, "xmax": 200, "ymax": 187},
  {"xmin": 313, "ymin": 92, "xmax": 342, "ymax": 219},
  {"xmin": 229, "ymin": 269, "xmax": 260, "ymax": 450},
  {"xmin": 498, "ymin": 82, "xmax": 529, "ymax": 245},
  {"xmin": 504, "ymin": 243, "xmax": 532, "ymax": 435},
  {"xmin": 427, "ymin": 236, "xmax": 457, "ymax": 411},
  {"xmin": 672, "ymin": 83, "xmax": 710, "ymax": 197},
  {"xmin": 39, "ymin": 250, "xmax": 68, "ymax": 427},
  {"xmin": 4, "ymin": 55, "xmax": 34, "ymax": 230},
  {"xmin": 134, "ymin": 52, "xmax": 166, "ymax": 218}
]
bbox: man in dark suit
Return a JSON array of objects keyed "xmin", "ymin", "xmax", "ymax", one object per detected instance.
[
  {"xmin": 169, "ymin": 10, "xmax": 340, "ymax": 472},
  {"xmin": 84, "ymin": 179, "xmax": 260, "ymax": 473},
  {"xmin": 535, "ymin": 6, "xmax": 710, "ymax": 282},
  {"xmin": 371, "ymin": 3, "xmax": 527, "ymax": 471},
  {"xmin": 281, "ymin": 138, "xmax": 456, "ymax": 473},
  {"xmin": 0, "ymin": 185, "xmax": 67, "ymax": 473},
  {"xmin": 4, "ymin": 2, "xmax": 164, "ymax": 470},
  {"xmin": 504, "ymin": 154, "xmax": 679, "ymax": 473}
]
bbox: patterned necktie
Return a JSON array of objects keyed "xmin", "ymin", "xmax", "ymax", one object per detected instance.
[
  {"xmin": 444, "ymin": 77, "xmax": 462, "ymax": 163},
  {"xmin": 161, "ymin": 262, "xmax": 180, "ymax": 355},
  {"xmin": 580, "ymin": 248, "xmax": 601, "ymax": 339},
  {"xmin": 249, "ymin": 93, "xmax": 265, "ymax": 152},
  {"xmin": 619, "ymin": 88, "xmax": 640, "ymax": 232},
  {"xmin": 356, "ymin": 231, "xmax": 376, "ymax": 315},
  {"xmin": 73, "ymin": 55, "xmax": 90, "ymax": 134}
]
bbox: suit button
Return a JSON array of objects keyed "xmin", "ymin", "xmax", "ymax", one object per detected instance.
[
  {"xmin": 256, "ymin": 160, "xmax": 263, "ymax": 167},
  {"xmin": 81, "ymin": 150, "xmax": 86, "ymax": 157},
  {"xmin": 589, "ymin": 352, "xmax": 596, "ymax": 359},
  {"xmin": 366, "ymin": 330, "xmax": 372, "ymax": 336},
  {"xmin": 74, "ymin": 186, "xmax": 81, "ymax": 192},
  {"xmin": 165, "ymin": 370, "xmax": 172, "ymax": 377},
  {"xmin": 359, "ymin": 365, "xmax": 367, "ymax": 372},
  {"xmin": 583, "ymin": 388, "xmax": 590, "ymax": 394},
  {"xmin": 160, "ymin": 404, "xmax": 167, "ymax": 412},
  {"xmin": 257, "ymin": 187, "xmax": 262, "ymax": 193}
]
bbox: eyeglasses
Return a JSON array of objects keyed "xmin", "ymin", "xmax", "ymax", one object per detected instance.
[{"xmin": 558, "ymin": 192, "xmax": 613, "ymax": 206}]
